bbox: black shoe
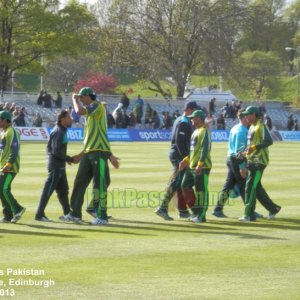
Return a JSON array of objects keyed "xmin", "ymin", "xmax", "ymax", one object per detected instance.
[
  {"xmin": 212, "ymin": 211, "xmax": 227, "ymax": 218},
  {"xmin": 268, "ymin": 206, "xmax": 281, "ymax": 220},
  {"xmin": 155, "ymin": 207, "xmax": 173, "ymax": 220},
  {"xmin": 179, "ymin": 210, "xmax": 191, "ymax": 219},
  {"xmin": 0, "ymin": 217, "xmax": 12, "ymax": 223},
  {"xmin": 35, "ymin": 216, "xmax": 53, "ymax": 222}
]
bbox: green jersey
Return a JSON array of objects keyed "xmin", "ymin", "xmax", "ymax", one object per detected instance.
[
  {"xmin": 0, "ymin": 125, "xmax": 20, "ymax": 173},
  {"xmin": 83, "ymin": 101, "xmax": 111, "ymax": 153},
  {"xmin": 189, "ymin": 125, "xmax": 212, "ymax": 169},
  {"xmin": 247, "ymin": 119, "xmax": 273, "ymax": 165}
]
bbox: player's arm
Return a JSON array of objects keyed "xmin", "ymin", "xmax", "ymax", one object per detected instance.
[
  {"xmin": 51, "ymin": 131, "xmax": 73, "ymax": 163},
  {"xmin": 72, "ymin": 94, "xmax": 87, "ymax": 116},
  {"xmin": 109, "ymin": 154, "xmax": 120, "ymax": 169},
  {"xmin": 195, "ymin": 130, "xmax": 209, "ymax": 175},
  {"xmin": 199, "ymin": 130, "xmax": 209, "ymax": 165},
  {"xmin": 3, "ymin": 130, "xmax": 19, "ymax": 172},
  {"xmin": 234, "ymin": 130, "xmax": 247, "ymax": 171},
  {"xmin": 256, "ymin": 124, "xmax": 273, "ymax": 149},
  {"xmin": 179, "ymin": 156, "xmax": 189, "ymax": 171},
  {"xmin": 175, "ymin": 122, "xmax": 192, "ymax": 158},
  {"xmin": 248, "ymin": 124, "xmax": 273, "ymax": 154}
]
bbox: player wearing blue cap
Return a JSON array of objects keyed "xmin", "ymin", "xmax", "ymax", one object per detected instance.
[{"xmin": 155, "ymin": 101, "xmax": 199, "ymax": 220}]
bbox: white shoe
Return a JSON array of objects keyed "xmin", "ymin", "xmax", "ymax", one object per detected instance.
[
  {"xmin": 268, "ymin": 207, "xmax": 281, "ymax": 220},
  {"xmin": 11, "ymin": 208, "xmax": 26, "ymax": 223},
  {"xmin": 238, "ymin": 216, "xmax": 251, "ymax": 222},
  {"xmin": 35, "ymin": 216, "xmax": 53, "ymax": 222},
  {"xmin": 91, "ymin": 217, "xmax": 108, "ymax": 225},
  {"xmin": 190, "ymin": 217, "xmax": 200, "ymax": 223},
  {"xmin": 59, "ymin": 214, "xmax": 82, "ymax": 224}
]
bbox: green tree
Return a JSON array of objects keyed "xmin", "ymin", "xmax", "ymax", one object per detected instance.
[
  {"xmin": 0, "ymin": 0, "xmax": 96, "ymax": 91},
  {"xmin": 234, "ymin": 50, "xmax": 282, "ymax": 99},
  {"xmin": 44, "ymin": 55, "xmax": 93, "ymax": 93},
  {"xmin": 98, "ymin": 0, "xmax": 247, "ymax": 98},
  {"xmin": 285, "ymin": 0, "xmax": 300, "ymax": 46}
]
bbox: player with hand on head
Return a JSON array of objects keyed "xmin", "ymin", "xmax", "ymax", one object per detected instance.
[{"xmin": 61, "ymin": 87, "xmax": 120, "ymax": 225}]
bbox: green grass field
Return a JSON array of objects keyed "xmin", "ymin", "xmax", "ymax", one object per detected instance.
[{"xmin": 1, "ymin": 141, "xmax": 300, "ymax": 300}]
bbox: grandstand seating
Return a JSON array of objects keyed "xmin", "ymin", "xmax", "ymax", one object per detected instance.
[{"xmin": 1, "ymin": 93, "xmax": 300, "ymax": 130}]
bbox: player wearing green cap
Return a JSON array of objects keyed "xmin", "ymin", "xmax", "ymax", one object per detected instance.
[
  {"xmin": 0, "ymin": 110, "xmax": 25, "ymax": 223},
  {"xmin": 239, "ymin": 106, "xmax": 281, "ymax": 222},
  {"xmin": 179, "ymin": 110, "xmax": 212, "ymax": 223},
  {"xmin": 61, "ymin": 87, "xmax": 120, "ymax": 225}
]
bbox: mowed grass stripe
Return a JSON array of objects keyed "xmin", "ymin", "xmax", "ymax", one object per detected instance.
[{"xmin": 1, "ymin": 141, "xmax": 299, "ymax": 300}]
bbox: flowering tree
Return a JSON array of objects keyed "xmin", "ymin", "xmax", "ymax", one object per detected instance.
[{"xmin": 74, "ymin": 71, "xmax": 117, "ymax": 94}]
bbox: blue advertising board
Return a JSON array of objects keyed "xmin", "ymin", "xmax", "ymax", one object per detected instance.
[
  {"xmin": 59, "ymin": 128, "xmax": 231, "ymax": 142},
  {"xmin": 108, "ymin": 129, "xmax": 132, "ymax": 141},
  {"xmin": 129, "ymin": 129, "xmax": 172, "ymax": 142},
  {"xmin": 278, "ymin": 131, "xmax": 300, "ymax": 141},
  {"xmin": 26, "ymin": 127, "xmax": 300, "ymax": 142},
  {"xmin": 210, "ymin": 130, "xmax": 230, "ymax": 142}
]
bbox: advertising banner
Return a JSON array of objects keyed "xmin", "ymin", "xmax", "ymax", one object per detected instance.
[
  {"xmin": 19, "ymin": 127, "xmax": 300, "ymax": 142},
  {"xmin": 129, "ymin": 129, "xmax": 172, "ymax": 142},
  {"xmin": 108, "ymin": 129, "xmax": 132, "ymax": 141},
  {"xmin": 278, "ymin": 131, "xmax": 300, "ymax": 141},
  {"xmin": 210, "ymin": 130, "xmax": 230, "ymax": 142},
  {"xmin": 16, "ymin": 127, "xmax": 49, "ymax": 141}
]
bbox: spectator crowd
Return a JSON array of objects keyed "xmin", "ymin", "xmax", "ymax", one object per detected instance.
[{"xmin": 0, "ymin": 93, "xmax": 299, "ymax": 131}]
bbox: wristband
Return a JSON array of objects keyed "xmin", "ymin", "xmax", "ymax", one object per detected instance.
[
  {"xmin": 183, "ymin": 156, "xmax": 190, "ymax": 164},
  {"xmin": 5, "ymin": 162, "xmax": 12, "ymax": 168},
  {"xmin": 197, "ymin": 161, "xmax": 204, "ymax": 167},
  {"xmin": 250, "ymin": 145, "xmax": 256, "ymax": 151}
]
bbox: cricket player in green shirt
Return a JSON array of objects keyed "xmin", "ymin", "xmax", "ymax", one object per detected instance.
[
  {"xmin": 179, "ymin": 110, "xmax": 212, "ymax": 223},
  {"xmin": 61, "ymin": 87, "xmax": 119, "ymax": 225},
  {"xmin": 0, "ymin": 110, "xmax": 25, "ymax": 223},
  {"xmin": 239, "ymin": 106, "xmax": 281, "ymax": 222}
]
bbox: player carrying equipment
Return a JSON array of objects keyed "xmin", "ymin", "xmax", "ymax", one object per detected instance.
[{"xmin": 179, "ymin": 110, "xmax": 212, "ymax": 223}]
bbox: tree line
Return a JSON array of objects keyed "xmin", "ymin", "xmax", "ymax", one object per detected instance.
[{"xmin": 1, "ymin": 0, "xmax": 300, "ymax": 100}]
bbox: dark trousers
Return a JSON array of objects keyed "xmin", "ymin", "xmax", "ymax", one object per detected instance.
[
  {"xmin": 182, "ymin": 168, "xmax": 211, "ymax": 221},
  {"xmin": 160, "ymin": 159, "xmax": 188, "ymax": 212},
  {"xmin": 0, "ymin": 172, "xmax": 23, "ymax": 220},
  {"xmin": 36, "ymin": 168, "xmax": 70, "ymax": 218},
  {"xmin": 214, "ymin": 156, "xmax": 246, "ymax": 212},
  {"xmin": 70, "ymin": 151, "xmax": 110, "ymax": 219},
  {"xmin": 244, "ymin": 163, "xmax": 280, "ymax": 218}
]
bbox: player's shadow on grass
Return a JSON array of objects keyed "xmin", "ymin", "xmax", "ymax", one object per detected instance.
[
  {"xmin": 276, "ymin": 217, "xmax": 300, "ymax": 226},
  {"xmin": 23, "ymin": 223, "xmax": 155, "ymax": 237},
  {"xmin": 105, "ymin": 218, "xmax": 287, "ymax": 240},
  {"xmin": 0, "ymin": 228, "xmax": 79, "ymax": 238},
  {"xmin": 214, "ymin": 218, "xmax": 300, "ymax": 231}
]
